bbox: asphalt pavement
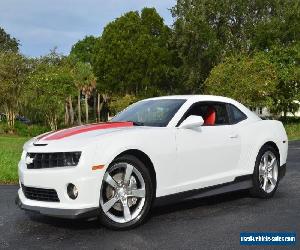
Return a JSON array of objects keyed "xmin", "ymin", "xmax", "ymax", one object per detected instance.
[{"xmin": 0, "ymin": 141, "xmax": 299, "ymax": 250}]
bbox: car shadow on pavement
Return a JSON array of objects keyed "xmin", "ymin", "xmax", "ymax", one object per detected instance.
[
  {"xmin": 26, "ymin": 213, "xmax": 100, "ymax": 230},
  {"xmin": 25, "ymin": 189, "xmax": 251, "ymax": 230},
  {"xmin": 151, "ymin": 189, "xmax": 250, "ymax": 216}
]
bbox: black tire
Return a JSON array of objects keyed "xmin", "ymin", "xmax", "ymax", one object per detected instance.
[
  {"xmin": 98, "ymin": 154, "xmax": 154, "ymax": 230},
  {"xmin": 250, "ymin": 145, "xmax": 279, "ymax": 198}
]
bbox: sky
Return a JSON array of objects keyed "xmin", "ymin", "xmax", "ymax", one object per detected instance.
[{"xmin": 0, "ymin": 0, "xmax": 176, "ymax": 57}]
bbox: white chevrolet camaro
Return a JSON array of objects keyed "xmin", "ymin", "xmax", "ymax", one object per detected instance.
[{"xmin": 17, "ymin": 95, "xmax": 288, "ymax": 230}]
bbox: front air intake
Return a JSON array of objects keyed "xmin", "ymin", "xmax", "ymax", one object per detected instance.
[{"xmin": 21, "ymin": 184, "xmax": 60, "ymax": 202}]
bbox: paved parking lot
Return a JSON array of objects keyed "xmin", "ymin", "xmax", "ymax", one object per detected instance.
[{"xmin": 0, "ymin": 141, "xmax": 299, "ymax": 249}]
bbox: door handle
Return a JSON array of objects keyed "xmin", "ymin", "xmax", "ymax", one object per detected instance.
[{"xmin": 229, "ymin": 134, "xmax": 239, "ymax": 139}]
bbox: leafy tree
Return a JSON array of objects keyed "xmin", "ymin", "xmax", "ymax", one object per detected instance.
[
  {"xmin": 251, "ymin": 0, "xmax": 300, "ymax": 51},
  {"xmin": 70, "ymin": 36, "xmax": 98, "ymax": 64},
  {"xmin": 0, "ymin": 52, "xmax": 29, "ymax": 130},
  {"xmin": 0, "ymin": 27, "xmax": 19, "ymax": 52},
  {"xmin": 27, "ymin": 51, "xmax": 76, "ymax": 130},
  {"xmin": 93, "ymin": 8, "xmax": 177, "ymax": 98},
  {"xmin": 204, "ymin": 53, "xmax": 278, "ymax": 108},
  {"xmin": 267, "ymin": 43, "xmax": 300, "ymax": 117},
  {"xmin": 109, "ymin": 94, "xmax": 138, "ymax": 115},
  {"xmin": 172, "ymin": 0, "xmax": 300, "ymax": 92}
]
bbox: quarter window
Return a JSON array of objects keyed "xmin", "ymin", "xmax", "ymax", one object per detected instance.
[{"xmin": 229, "ymin": 104, "xmax": 247, "ymax": 123}]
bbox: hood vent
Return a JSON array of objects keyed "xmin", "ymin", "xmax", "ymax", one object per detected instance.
[{"xmin": 33, "ymin": 143, "xmax": 48, "ymax": 146}]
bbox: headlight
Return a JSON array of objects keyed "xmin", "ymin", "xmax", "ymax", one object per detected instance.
[{"xmin": 26, "ymin": 152, "xmax": 82, "ymax": 169}]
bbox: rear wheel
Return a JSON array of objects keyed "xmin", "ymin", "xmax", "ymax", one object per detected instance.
[
  {"xmin": 99, "ymin": 155, "xmax": 154, "ymax": 230},
  {"xmin": 250, "ymin": 145, "xmax": 279, "ymax": 198}
]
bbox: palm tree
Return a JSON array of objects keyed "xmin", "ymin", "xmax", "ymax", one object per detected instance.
[{"xmin": 73, "ymin": 62, "xmax": 96, "ymax": 124}]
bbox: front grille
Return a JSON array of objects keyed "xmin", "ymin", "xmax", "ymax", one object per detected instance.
[
  {"xmin": 21, "ymin": 184, "xmax": 60, "ymax": 202},
  {"xmin": 26, "ymin": 152, "xmax": 81, "ymax": 169}
]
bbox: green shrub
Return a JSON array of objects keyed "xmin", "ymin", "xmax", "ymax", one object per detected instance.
[
  {"xmin": 109, "ymin": 94, "xmax": 138, "ymax": 115},
  {"xmin": 0, "ymin": 121, "xmax": 49, "ymax": 137},
  {"xmin": 0, "ymin": 122, "xmax": 10, "ymax": 134},
  {"xmin": 283, "ymin": 122, "xmax": 300, "ymax": 141}
]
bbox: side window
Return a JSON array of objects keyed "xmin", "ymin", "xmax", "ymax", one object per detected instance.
[
  {"xmin": 213, "ymin": 103, "xmax": 229, "ymax": 125},
  {"xmin": 179, "ymin": 102, "xmax": 230, "ymax": 126},
  {"xmin": 229, "ymin": 104, "xmax": 247, "ymax": 124}
]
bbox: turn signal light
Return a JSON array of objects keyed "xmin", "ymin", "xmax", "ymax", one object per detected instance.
[{"xmin": 92, "ymin": 165, "xmax": 105, "ymax": 170}]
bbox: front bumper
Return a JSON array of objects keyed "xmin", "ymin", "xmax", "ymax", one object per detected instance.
[
  {"xmin": 16, "ymin": 195, "xmax": 99, "ymax": 219},
  {"xmin": 17, "ymin": 148, "xmax": 105, "ymax": 218}
]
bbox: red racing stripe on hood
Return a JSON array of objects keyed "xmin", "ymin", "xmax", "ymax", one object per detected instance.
[{"xmin": 41, "ymin": 122, "xmax": 134, "ymax": 141}]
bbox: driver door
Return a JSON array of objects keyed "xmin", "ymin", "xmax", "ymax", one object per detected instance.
[{"xmin": 174, "ymin": 101, "xmax": 241, "ymax": 193}]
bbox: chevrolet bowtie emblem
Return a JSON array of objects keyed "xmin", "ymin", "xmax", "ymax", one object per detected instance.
[{"xmin": 25, "ymin": 156, "xmax": 34, "ymax": 165}]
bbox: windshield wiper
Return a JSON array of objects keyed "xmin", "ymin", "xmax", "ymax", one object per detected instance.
[{"xmin": 126, "ymin": 121, "xmax": 144, "ymax": 126}]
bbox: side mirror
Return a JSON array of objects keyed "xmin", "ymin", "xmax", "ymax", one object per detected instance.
[{"xmin": 179, "ymin": 115, "xmax": 204, "ymax": 129}]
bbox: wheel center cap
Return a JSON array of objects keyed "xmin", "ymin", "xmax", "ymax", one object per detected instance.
[{"xmin": 117, "ymin": 188, "xmax": 126, "ymax": 197}]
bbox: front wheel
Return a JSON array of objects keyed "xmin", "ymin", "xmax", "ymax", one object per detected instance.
[
  {"xmin": 250, "ymin": 145, "xmax": 279, "ymax": 198},
  {"xmin": 99, "ymin": 155, "xmax": 154, "ymax": 230}
]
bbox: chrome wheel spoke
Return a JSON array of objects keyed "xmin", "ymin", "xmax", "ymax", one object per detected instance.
[
  {"xmin": 259, "ymin": 167, "xmax": 265, "ymax": 176},
  {"xmin": 124, "ymin": 164, "xmax": 134, "ymax": 184},
  {"xmin": 123, "ymin": 202, "xmax": 132, "ymax": 222},
  {"xmin": 102, "ymin": 196, "xmax": 119, "ymax": 213},
  {"xmin": 269, "ymin": 177, "xmax": 276, "ymax": 186},
  {"xmin": 262, "ymin": 176, "xmax": 268, "ymax": 191},
  {"xmin": 104, "ymin": 173, "xmax": 118, "ymax": 189},
  {"xmin": 268, "ymin": 157, "xmax": 276, "ymax": 170},
  {"xmin": 130, "ymin": 188, "xmax": 145, "ymax": 198},
  {"xmin": 263, "ymin": 154, "xmax": 268, "ymax": 167}
]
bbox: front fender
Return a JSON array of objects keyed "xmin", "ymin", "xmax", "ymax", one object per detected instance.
[{"xmin": 92, "ymin": 128, "xmax": 178, "ymax": 197}]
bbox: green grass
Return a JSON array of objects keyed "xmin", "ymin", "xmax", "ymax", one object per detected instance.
[
  {"xmin": 0, "ymin": 136, "xmax": 28, "ymax": 184},
  {"xmin": 284, "ymin": 123, "xmax": 300, "ymax": 141},
  {"xmin": 0, "ymin": 122, "xmax": 299, "ymax": 184}
]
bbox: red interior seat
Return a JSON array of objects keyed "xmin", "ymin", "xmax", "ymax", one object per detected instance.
[{"xmin": 204, "ymin": 106, "xmax": 216, "ymax": 125}]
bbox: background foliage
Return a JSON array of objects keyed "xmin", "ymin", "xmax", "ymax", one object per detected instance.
[{"xmin": 0, "ymin": 2, "xmax": 299, "ymax": 135}]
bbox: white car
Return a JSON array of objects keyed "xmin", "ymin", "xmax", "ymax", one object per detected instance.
[{"xmin": 17, "ymin": 95, "xmax": 288, "ymax": 230}]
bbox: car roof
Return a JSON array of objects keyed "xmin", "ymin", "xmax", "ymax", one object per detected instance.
[{"xmin": 145, "ymin": 95, "xmax": 237, "ymax": 103}]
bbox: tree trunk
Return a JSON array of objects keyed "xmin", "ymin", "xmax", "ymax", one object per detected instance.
[
  {"xmin": 97, "ymin": 93, "xmax": 100, "ymax": 122},
  {"xmin": 78, "ymin": 90, "xmax": 81, "ymax": 125},
  {"xmin": 97, "ymin": 93, "xmax": 104, "ymax": 122},
  {"xmin": 64, "ymin": 102, "xmax": 69, "ymax": 126},
  {"xmin": 282, "ymin": 109, "xmax": 287, "ymax": 120},
  {"xmin": 69, "ymin": 96, "xmax": 74, "ymax": 125},
  {"xmin": 5, "ymin": 109, "xmax": 15, "ymax": 132},
  {"xmin": 47, "ymin": 114, "xmax": 57, "ymax": 131},
  {"xmin": 102, "ymin": 94, "xmax": 109, "ymax": 121},
  {"xmin": 54, "ymin": 115, "xmax": 57, "ymax": 130},
  {"xmin": 93, "ymin": 91, "xmax": 97, "ymax": 122},
  {"xmin": 85, "ymin": 94, "xmax": 89, "ymax": 123}
]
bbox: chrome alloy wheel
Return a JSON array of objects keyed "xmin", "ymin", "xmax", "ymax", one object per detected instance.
[
  {"xmin": 100, "ymin": 162, "xmax": 146, "ymax": 224},
  {"xmin": 259, "ymin": 151, "xmax": 278, "ymax": 193}
]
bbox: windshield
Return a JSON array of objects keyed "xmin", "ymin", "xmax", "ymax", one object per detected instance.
[{"xmin": 111, "ymin": 99, "xmax": 186, "ymax": 127}]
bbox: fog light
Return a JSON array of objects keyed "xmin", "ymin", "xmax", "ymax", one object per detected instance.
[{"xmin": 67, "ymin": 183, "xmax": 78, "ymax": 200}]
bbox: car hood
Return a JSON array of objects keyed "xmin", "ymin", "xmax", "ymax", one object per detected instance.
[{"xmin": 33, "ymin": 122, "xmax": 135, "ymax": 145}]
